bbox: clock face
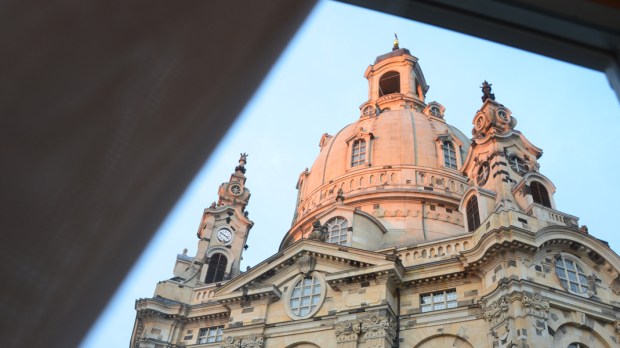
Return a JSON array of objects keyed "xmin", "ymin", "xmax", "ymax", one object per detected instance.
[
  {"xmin": 217, "ymin": 228, "xmax": 233, "ymax": 244},
  {"xmin": 230, "ymin": 184, "xmax": 242, "ymax": 196}
]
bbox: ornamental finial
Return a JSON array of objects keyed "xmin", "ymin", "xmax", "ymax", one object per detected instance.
[
  {"xmin": 393, "ymin": 33, "xmax": 399, "ymax": 51},
  {"xmin": 481, "ymin": 80, "xmax": 495, "ymax": 102},
  {"xmin": 235, "ymin": 153, "xmax": 248, "ymax": 174}
]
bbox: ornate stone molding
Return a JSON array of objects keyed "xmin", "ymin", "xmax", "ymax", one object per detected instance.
[
  {"xmin": 481, "ymin": 292, "xmax": 550, "ymax": 327},
  {"xmin": 335, "ymin": 315, "xmax": 396, "ymax": 345},
  {"xmin": 361, "ymin": 315, "xmax": 397, "ymax": 342},
  {"xmin": 221, "ymin": 333, "xmax": 264, "ymax": 348},
  {"xmin": 482, "ymin": 295, "xmax": 510, "ymax": 326},
  {"xmin": 335, "ymin": 320, "xmax": 363, "ymax": 343},
  {"xmin": 520, "ymin": 292, "xmax": 549, "ymax": 319}
]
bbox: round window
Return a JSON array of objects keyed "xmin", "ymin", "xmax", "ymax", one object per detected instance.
[
  {"xmin": 287, "ymin": 273, "xmax": 325, "ymax": 319},
  {"xmin": 555, "ymin": 255, "xmax": 589, "ymax": 295}
]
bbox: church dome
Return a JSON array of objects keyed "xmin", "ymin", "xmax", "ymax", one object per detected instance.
[{"xmin": 281, "ymin": 46, "xmax": 471, "ymax": 251}]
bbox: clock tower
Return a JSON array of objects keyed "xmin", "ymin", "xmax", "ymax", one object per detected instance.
[{"xmin": 167, "ymin": 154, "xmax": 253, "ymax": 291}]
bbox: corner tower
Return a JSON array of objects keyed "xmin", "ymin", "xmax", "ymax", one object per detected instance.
[
  {"xmin": 460, "ymin": 83, "xmax": 578, "ymax": 233},
  {"xmin": 152, "ymin": 154, "xmax": 253, "ymax": 302}
]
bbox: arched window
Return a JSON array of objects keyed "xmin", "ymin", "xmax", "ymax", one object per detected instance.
[
  {"xmin": 466, "ymin": 196, "xmax": 481, "ymax": 232},
  {"xmin": 555, "ymin": 255, "xmax": 589, "ymax": 294},
  {"xmin": 430, "ymin": 106, "xmax": 441, "ymax": 117},
  {"xmin": 442, "ymin": 141, "xmax": 457, "ymax": 169},
  {"xmin": 205, "ymin": 253, "xmax": 227, "ymax": 284},
  {"xmin": 326, "ymin": 217, "xmax": 348, "ymax": 245},
  {"xmin": 378, "ymin": 71, "xmax": 400, "ymax": 96},
  {"xmin": 531, "ymin": 181, "xmax": 551, "ymax": 207},
  {"xmin": 351, "ymin": 139, "xmax": 366, "ymax": 167}
]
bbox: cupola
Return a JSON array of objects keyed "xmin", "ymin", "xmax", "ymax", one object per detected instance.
[{"xmin": 359, "ymin": 37, "xmax": 429, "ymax": 116}]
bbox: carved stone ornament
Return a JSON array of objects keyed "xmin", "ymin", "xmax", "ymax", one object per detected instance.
[
  {"xmin": 361, "ymin": 315, "xmax": 397, "ymax": 342},
  {"xmin": 520, "ymin": 293, "xmax": 549, "ymax": 319},
  {"xmin": 335, "ymin": 315, "xmax": 396, "ymax": 345},
  {"xmin": 297, "ymin": 254, "xmax": 316, "ymax": 275},
  {"xmin": 222, "ymin": 333, "xmax": 264, "ymax": 348},
  {"xmin": 482, "ymin": 295, "xmax": 510, "ymax": 325},
  {"xmin": 335, "ymin": 320, "xmax": 363, "ymax": 343},
  {"xmin": 614, "ymin": 319, "xmax": 620, "ymax": 341},
  {"xmin": 308, "ymin": 220, "xmax": 328, "ymax": 242}
]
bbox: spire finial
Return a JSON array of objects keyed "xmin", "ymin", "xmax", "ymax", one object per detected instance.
[
  {"xmin": 235, "ymin": 153, "xmax": 248, "ymax": 174},
  {"xmin": 480, "ymin": 80, "xmax": 495, "ymax": 102},
  {"xmin": 393, "ymin": 33, "xmax": 399, "ymax": 51}
]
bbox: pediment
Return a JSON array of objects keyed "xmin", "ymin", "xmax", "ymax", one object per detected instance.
[{"xmin": 215, "ymin": 239, "xmax": 399, "ymax": 297}]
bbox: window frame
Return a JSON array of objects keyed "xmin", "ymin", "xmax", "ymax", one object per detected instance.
[
  {"xmin": 554, "ymin": 254, "xmax": 590, "ymax": 296},
  {"xmin": 345, "ymin": 131, "xmax": 374, "ymax": 171},
  {"xmin": 205, "ymin": 253, "xmax": 228, "ymax": 284},
  {"xmin": 378, "ymin": 70, "xmax": 401, "ymax": 97},
  {"xmin": 285, "ymin": 272, "xmax": 326, "ymax": 320},
  {"xmin": 530, "ymin": 181, "xmax": 551, "ymax": 208},
  {"xmin": 351, "ymin": 139, "xmax": 367, "ymax": 167},
  {"xmin": 196, "ymin": 326, "xmax": 223, "ymax": 344},
  {"xmin": 434, "ymin": 134, "xmax": 463, "ymax": 171},
  {"xmin": 442, "ymin": 141, "xmax": 458, "ymax": 169},
  {"xmin": 420, "ymin": 288, "xmax": 458, "ymax": 313},
  {"xmin": 325, "ymin": 217, "xmax": 349, "ymax": 246},
  {"xmin": 466, "ymin": 195, "xmax": 481, "ymax": 232}
]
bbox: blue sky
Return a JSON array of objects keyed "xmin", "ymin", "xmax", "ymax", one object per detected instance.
[{"xmin": 81, "ymin": 1, "xmax": 620, "ymax": 346}]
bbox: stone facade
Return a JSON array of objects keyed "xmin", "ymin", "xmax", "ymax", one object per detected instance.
[{"xmin": 130, "ymin": 44, "xmax": 620, "ymax": 348}]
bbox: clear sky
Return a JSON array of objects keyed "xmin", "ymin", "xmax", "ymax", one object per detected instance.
[{"xmin": 81, "ymin": 1, "xmax": 620, "ymax": 347}]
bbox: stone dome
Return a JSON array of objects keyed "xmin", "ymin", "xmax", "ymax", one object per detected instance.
[{"xmin": 280, "ymin": 47, "xmax": 472, "ymax": 252}]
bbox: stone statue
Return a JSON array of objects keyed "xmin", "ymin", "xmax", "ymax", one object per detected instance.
[
  {"xmin": 308, "ymin": 220, "xmax": 328, "ymax": 241},
  {"xmin": 481, "ymin": 80, "xmax": 495, "ymax": 102},
  {"xmin": 336, "ymin": 188, "xmax": 345, "ymax": 202},
  {"xmin": 235, "ymin": 153, "xmax": 248, "ymax": 174}
]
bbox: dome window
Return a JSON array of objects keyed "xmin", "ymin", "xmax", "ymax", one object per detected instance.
[
  {"xmin": 351, "ymin": 139, "xmax": 367, "ymax": 167},
  {"xmin": 430, "ymin": 106, "xmax": 441, "ymax": 117},
  {"xmin": 531, "ymin": 181, "xmax": 551, "ymax": 208},
  {"xmin": 378, "ymin": 71, "xmax": 400, "ymax": 97},
  {"xmin": 326, "ymin": 217, "xmax": 349, "ymax": 246},
  {"xmin": 205, "ymin": 253, "xmax": 227, "ymax": 284},
  {"xmin": 442, "ymin": 141, "xmax": 457, "ymax": 169},
  {"xmin": 466, "ymin": 196, "xmax": 481, "ymax": 232}
]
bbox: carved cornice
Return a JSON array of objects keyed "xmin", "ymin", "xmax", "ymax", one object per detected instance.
[
  {"xmin": 217, "ymin": 285, "xmax": 281, "ymax": 305},
  {"xmin": 222, "ymin": 333, "xmax": 264, "ymax": 348}
]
